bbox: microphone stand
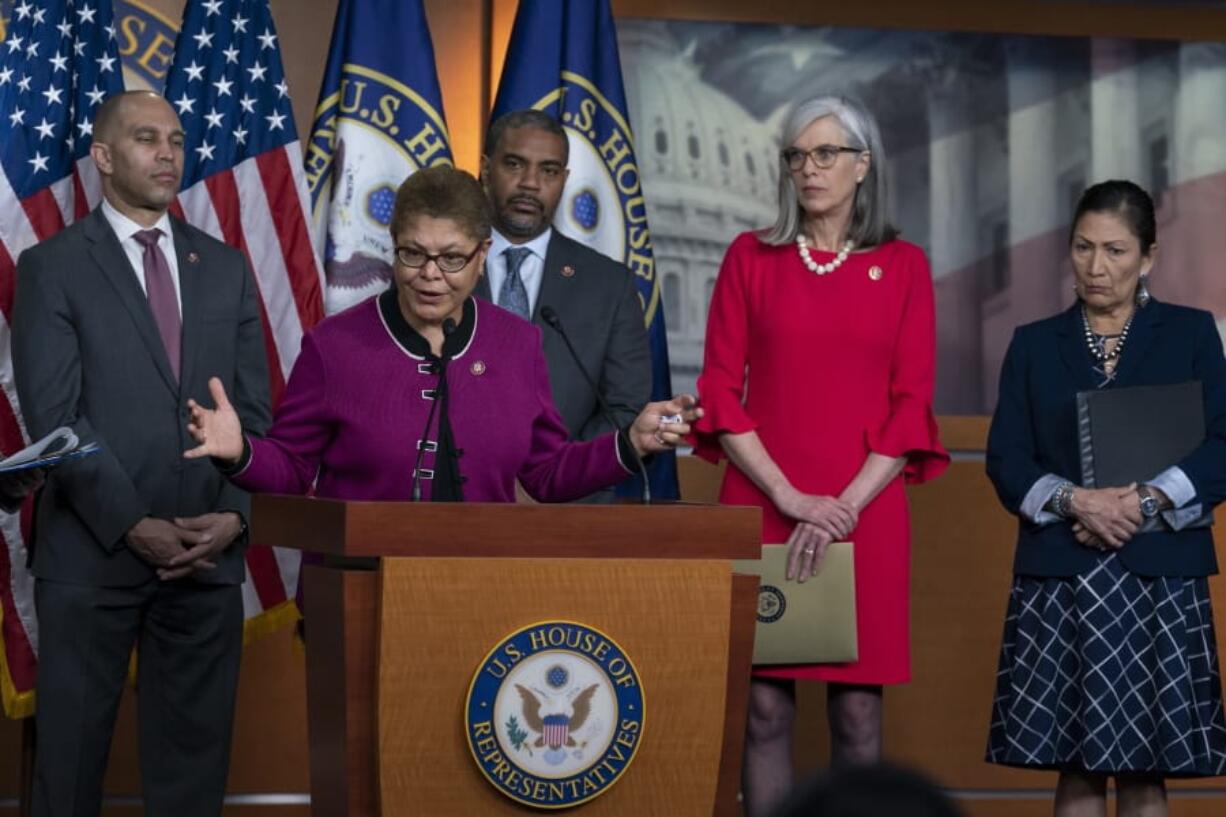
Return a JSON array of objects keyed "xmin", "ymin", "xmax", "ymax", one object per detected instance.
[{"xmin": 540, "ymin": 306, "xmax": 651, "ymax": 505}]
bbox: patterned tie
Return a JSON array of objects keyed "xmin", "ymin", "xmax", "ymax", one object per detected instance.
[
  {"xmin": 133, "ymin": 228, "xmax": 181, "ymax": 381},
  {"xmin": 498, "ymin": 246, "xmax": 532, "ymax": 320}
]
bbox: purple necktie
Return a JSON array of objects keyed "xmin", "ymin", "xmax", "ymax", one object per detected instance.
[{"xmin": 133, "ymin": 229, "xmax": 181, "ymax": 381}]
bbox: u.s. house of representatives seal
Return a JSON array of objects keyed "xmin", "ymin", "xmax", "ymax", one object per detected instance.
[
  {"xmin": 466, "ymin": 621, "xmax": 646, "ymax": 809},
  {"xmin": 757, "ymin": 584, "xmax": 787, "ymax": 624}
]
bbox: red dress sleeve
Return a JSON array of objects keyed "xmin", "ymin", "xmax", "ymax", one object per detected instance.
[
  {"xmin": 865, "ymin": 247, "xmax": 949, "ymax": 483},
  {"xmin": 692, "ymin": 233, "xmax": 759, "ymax": 463}
]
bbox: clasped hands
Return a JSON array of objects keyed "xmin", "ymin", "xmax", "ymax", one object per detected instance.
[
  {"xmin": 126, "ymin": 512, "xmax": 244, "ymax": 581},
  {"xmin": 774, "ymin": 487, "xmax": 858, "ymax": 583},
  {"xmin": 1067, "ymin": 483, "xmax": 1143, "ymax": 552}
]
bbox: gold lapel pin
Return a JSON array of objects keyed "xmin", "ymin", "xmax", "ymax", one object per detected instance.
[
  {"xmin": 868, "ymin": 265, "xmax": 883, "ymax": 281},
  {"xmin": 470, "ymin": 361, "xmax": 487, "ymax": 376},
  {"xmin": 561, "ymin": 265, "xmax": 576, "ymax": 278}
]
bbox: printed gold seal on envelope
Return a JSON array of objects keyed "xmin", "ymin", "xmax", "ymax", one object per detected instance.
[{"xmin": 734, "ymin": 543, "xmax": 858, "ymax": 665}]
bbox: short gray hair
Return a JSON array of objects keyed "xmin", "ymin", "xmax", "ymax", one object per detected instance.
[{"xmin": 760, "ymin": 95, "xmax": 896, "ymax": 248}]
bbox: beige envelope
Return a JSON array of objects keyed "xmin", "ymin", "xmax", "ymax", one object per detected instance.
[{"xmin": 733, "ymin": 542, "xmax": 857, "ymax": 665}]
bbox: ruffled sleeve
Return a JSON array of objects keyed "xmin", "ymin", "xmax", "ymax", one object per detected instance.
[
  {"xmin": 691, "ymin": 233, "xmax": 759, "ymax": 463},
  {"xmin": 864, "ymin": 247, "xmax": 949, "ymax": 484}
]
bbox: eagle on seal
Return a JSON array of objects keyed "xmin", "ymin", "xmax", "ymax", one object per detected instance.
[{"xmin": 515, "ymin": 683, "xmax": 599, "ymax": 748}]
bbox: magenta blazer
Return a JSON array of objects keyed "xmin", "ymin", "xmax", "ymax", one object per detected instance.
[{"xmin": 228, "ymin": 295, "xmax": 631, "ymax": 502}]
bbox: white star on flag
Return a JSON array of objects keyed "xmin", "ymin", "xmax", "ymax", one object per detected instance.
[
  {"xmin": 213, "ymin": 77, "xmax": 233, "ymax": 97},
  {"xmin": 50, "ymin": 54, "xmax": 69, "ymax": 73},
  {"xmin": 232, "ymin": 14, "xmax": 249, "ymax": 34},
  {"xmin": 185, "ymin": 60, "xmax": 206, "ymax": 81},
  {"xmin": 13, "ymin": 1, "xmax": 32, "ymax": 19},
  {"xmin": 77, "ymin": 5, "xmax": 97, "ymax": 24},
  {"xmin": 204, "ymin": 108, "xmax": 225, "ymax": 129},
  {"xmin": 96, "ymin": 54, "xmax": 116, "ymax": 73},
  {"xmin": 258, "ymin": 29, "xmax": 277, "ymax": 50},
  {"xmin": 265, "ymin": 111, "xmax": 285, "ymax": 131},
  {"xmin": 9, "ymin": 107, "xmax": 25, "ymax": 126},
  {"xmin": 42, "ymin": 86, "xmax": 65, "ymax": 106},
  {"xmin": 233, "ymin": 126, "xmax": 247, "ymax": 145},
  {"xmin": 223, "ymin": 45, "xmax": 240, "ymax": 64},
  {"xmin": 174, "ymin": 93, "xmax": 196, "ymax": 115},
  {"xmin": 247, "ymin": 63, "xmax": 268, "ymax": 82},
  {"xmin": 195, "ymin": 142, "xmax": 216, "ymax": 161},
  {"xmin": 16, "ymin": 75, "xmax": 32, "ymax": 92},
  {"xmin": 28, "ymin": 152, "xmax": 49, "ymax": 173},
  {"xmin": 193, "ymin": 30, "xmax": 214, "ymax": 50},
  {"xmin": 86, "ymin": 85, "xmax": 106, "ymax": 105},
  {"xmin": 34, "ymin": 118, "xmax": 55, "ymax": 140},
  {"xmin": 238, "ymin": 94, "xmax": 256, "ymax": 113},
  {"xmin": 6, "ymin": 37, "xmax": 24, "ymax": 54},
  {"xmin": 78, "ymin": 119, "xmax": 93, "ymax": 136},
  {"xmin": 275, "ymin": 80, "xmax": 289, "ymax": 99},
  {"xmin": 203, "ymin": 0, "xmax": 224, "ymax": 15}
]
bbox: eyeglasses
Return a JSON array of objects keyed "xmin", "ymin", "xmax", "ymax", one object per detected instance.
[
  {"xmin": 394, "ymin": 244, "xmax": 482, "ymax": 273},
  {"xmin": 781, "ymin": 144, "xmax": 865, "ymax": 172}
]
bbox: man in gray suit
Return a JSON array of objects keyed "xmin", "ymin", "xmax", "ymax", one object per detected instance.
[
  {"xmin": 12, "ymin": 91, "xmax": 270, "ymax": 815},
  {"xmin": 477, "ymin": 110, "xmax": 651, "ymax": 498}
]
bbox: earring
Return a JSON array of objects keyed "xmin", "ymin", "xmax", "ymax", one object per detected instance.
[{"xmin": 1135, "ymin": 273, "xmax": 1151, "ymax": 307}]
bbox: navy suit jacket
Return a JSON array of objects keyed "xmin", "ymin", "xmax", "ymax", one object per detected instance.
[{"xmin": 986, "ymin": 300, "xmax": 1226, "ymax": 578}]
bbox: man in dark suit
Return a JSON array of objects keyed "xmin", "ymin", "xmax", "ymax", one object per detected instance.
[
  {"xmin": 476, "ymin": 110, "xmax": 651, "ymax": 499},
  {"xmin": 12, "ymin": 91, "xmax": 270, "ymax": 816}
]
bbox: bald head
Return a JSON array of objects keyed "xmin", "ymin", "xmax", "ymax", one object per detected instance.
[
  {"xmin": 90, "ymin": 91, "xmax": 185, "ymax": 226},
  {"xmin": 93, "ymin": 90, "xmax": 176, "ymax": 144}
]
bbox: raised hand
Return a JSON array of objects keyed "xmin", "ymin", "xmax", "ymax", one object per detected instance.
[
  {"xmin": 184, "ymin": 377, "xmax": 244, "ymax": 464},
  {"xmin": 629, "ymin": 394, "xmax": 703, "ymax": 456}
]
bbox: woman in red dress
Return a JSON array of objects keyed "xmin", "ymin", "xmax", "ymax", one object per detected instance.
[{"xmin": 693, "ymin": 95, "xmax": 948, "ymax": 815}]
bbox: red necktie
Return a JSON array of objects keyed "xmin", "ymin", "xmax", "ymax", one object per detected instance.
[{"xmin": 133, "ymin": 228, "xmax": 181, "ymax": 381}]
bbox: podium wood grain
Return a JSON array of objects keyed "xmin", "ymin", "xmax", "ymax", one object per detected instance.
[{"xmin": 377, "ymin": 558, "xmax": 732, "ymax": 816}]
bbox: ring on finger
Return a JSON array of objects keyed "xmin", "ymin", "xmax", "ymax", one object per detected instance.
[
  {"xmin": 803, "ymin": 545, "xmax": 816, "ymax": 555},
  {"xmin": 652, "ymin": 430, "xmax": 666, "ymax": 446}
]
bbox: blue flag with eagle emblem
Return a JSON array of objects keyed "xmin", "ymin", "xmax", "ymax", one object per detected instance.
[
  {"xmin": 305, "ymin": 0, "xmax": 452, "ymax": 315},
  {"xmin": 492, "ymin": 0, "xmax": 678, "ymax": 500}
]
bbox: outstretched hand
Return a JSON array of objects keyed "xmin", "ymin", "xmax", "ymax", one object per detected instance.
[
  {"xmin": 184, "ymin": 377, "xmax": 244, "ymax": 464},
  {"xmin": 628, "ymin": 394, "xmax": 703, "ymax": 457}
]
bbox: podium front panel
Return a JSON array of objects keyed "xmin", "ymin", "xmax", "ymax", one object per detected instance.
[{"xmin": 377, "ymin": 557, "xmax": 732, "ymax": 815}]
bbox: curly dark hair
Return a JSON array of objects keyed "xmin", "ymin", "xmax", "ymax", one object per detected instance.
[{"xmin": 390, "ymin": 165, "xmax": 492, "ymax": 242}]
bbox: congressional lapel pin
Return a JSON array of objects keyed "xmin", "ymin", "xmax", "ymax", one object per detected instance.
[
  {"xmin": 470, "ymin": 361, "xmax": 486, "ymax": 376},
  {"xmin": 187, "ymin": 251, "xmax": 200, "ymax": 264},
  {"xmin": 868, "ymin": 265, "xmax": 883, "ymax": 281},
  {"xmin": 561, "ymin": 264, "xmax": 576, "ymax": 278}
]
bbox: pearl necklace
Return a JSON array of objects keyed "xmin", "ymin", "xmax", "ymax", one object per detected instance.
[{"xmin": 797, "ymin": 235, "xmax": 854, "ymax": 275}]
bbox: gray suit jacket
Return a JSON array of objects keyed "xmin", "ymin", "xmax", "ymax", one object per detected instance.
[
  {"xmin": 12, "ymin": 207, "xmax": 271, "ymax": 588},
  {"xmin": 478, "ymin": 230, "xmax": 651, "ymax": 440}
]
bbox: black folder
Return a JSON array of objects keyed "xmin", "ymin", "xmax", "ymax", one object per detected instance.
[{"xmin": 1076, "ymin": 381, "xmax": 1204, "ymax": 489}]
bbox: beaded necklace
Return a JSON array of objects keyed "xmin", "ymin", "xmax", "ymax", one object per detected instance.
[{"xmin": 1081, "ymin": 304, "xmax": 1134, "ymax": 387}]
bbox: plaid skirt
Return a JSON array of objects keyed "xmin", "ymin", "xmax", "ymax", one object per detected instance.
[{"xmin": 986, "ymin": 553, "xmax": 1226, "ymax": 775}]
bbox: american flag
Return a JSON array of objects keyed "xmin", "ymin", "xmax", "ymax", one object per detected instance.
[
  {"xmin": 0, "ymin": 0, "xmax": 325, "ymax": 718},
  {"xmin": 163, "ymin": 0, "xmax": 323, "ymax": 655},
  {"xmin": 0, "ymin": 0, "xmax": 126, "ymax": 718}
]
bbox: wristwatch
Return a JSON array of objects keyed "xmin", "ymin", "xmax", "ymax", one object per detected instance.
[{"xmin": 1137, "ymin": 486, "xmax": 1160, "ymax": 519}]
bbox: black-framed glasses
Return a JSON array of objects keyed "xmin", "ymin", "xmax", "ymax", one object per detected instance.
[
  {"xmin": 394, "ymin": 244, "xmax": 482, "ymax": 273},
  {"xmin": 782, "ymin": 144, "xmax": 865, "ymax": 171}
]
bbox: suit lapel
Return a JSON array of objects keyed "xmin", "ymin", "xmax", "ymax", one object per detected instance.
[
  {"xmin": 533, "ymin": 232, "xmax": 573, "ymax": 325},
  {"xmin": 84, "ymin": 209, "xmax": 179, "ymax": 396},
  {"xmin": 174, "ymin": 218, "xmax": 205, "ymax": 393},
  {"xmin": 1055, "ymin": 303, "xmax": 1100, "ymax": 393},
  {"xmin": 474, "ymin": 265, "xmax": 493, "ymax": 302},
  {"xmin": 1110, "ymin": 301, "xmax": 1162, "ymax": 388}
]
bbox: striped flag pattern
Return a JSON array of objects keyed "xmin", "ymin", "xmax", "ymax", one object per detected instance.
[
  {"xmin": 0, "ymin": 0, "xmax": 324, "ymax": 717},
  {"xmin": 0, "ymin": 0, "xmax": 127, "ymax": 719},
  {"xmin": 162, "ymin": 0, "xmax": 323, "ymax": 650}
]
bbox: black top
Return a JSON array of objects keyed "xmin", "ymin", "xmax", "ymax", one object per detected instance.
[{"xmin": 378, "ymin": 291, "xmax": 475, "ymax": 502}]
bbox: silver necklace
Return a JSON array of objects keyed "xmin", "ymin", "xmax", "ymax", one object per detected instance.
[
  {"xmin": 796, "ymin": 235, "xmax": 854, "ymax": 275},
  {"xmin": 1081, "ymin": 305, "xmax": 1134, "ymax": 386}
]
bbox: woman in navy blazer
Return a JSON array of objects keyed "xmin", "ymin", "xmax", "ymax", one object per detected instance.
[{"xmin": 985, "ymin": 180, "xmax": 1226, "ymax": 816}]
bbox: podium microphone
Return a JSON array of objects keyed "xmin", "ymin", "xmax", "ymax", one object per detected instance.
[
  {"xmin": 539, "ymin": 306, "xmax": 651, "ymax": 505},
  {"xmin": 410, "ymin": 317, "xmax": 456, "ymax": 502}
]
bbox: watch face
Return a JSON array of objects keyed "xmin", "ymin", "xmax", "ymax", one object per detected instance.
[{"xmin": 1140, "ymin": 495, "xmax": 1159, "ymax": 518}]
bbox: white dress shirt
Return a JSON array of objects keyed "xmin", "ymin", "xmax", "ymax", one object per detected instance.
[
  {"xmin": 486, "ymin": 227, "xmax": 552, "ymax": 317},
  {"xmin": 100, "ymin": 198, "xmax": 182, "ymax": 310}
]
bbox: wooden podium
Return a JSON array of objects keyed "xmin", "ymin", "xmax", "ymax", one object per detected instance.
[{"xmin": 252, "ymin": 495, "xmax": 760, "ymax": 816}]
